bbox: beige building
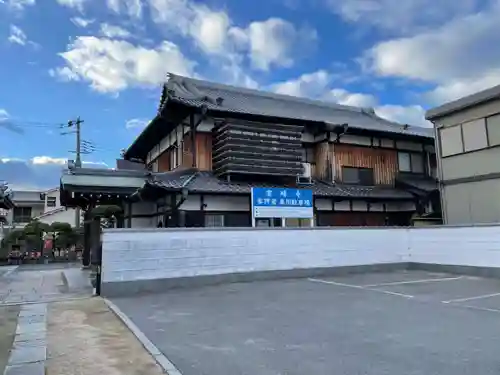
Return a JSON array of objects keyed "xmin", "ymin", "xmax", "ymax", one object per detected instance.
[{"xmin": 426, "ymin": 84, "xmax": 500, "ymax": 224}]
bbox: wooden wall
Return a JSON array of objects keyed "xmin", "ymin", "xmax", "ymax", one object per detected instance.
[
  {"xmin": 333, "ymin": 144, "xmax": 398, "ymax": 185},
  {"xmin": 157, "ymin": 149, "xmax": 171, "ymax": 172},
  {"xmin": 181, "ymin": 136, "xmax": 193, "ymax": 169},
  {"xmin": 196, "ymin": 133, "xmax": 212, "ymax": 171},
  {"xmin": 314, "ymin": 142, "xmax": 334, "ymax": 180},
  {"xmin": 156, "ymin": 132, "xmax": 212, "ymax": 172}
]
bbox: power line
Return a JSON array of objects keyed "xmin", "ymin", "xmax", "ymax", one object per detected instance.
[{"xmin": 0, "ymin": 118, "xmax": 68, "ymax": 135}]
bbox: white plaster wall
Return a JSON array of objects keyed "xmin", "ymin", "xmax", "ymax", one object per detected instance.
[
  {"xmin": 101, "ymin": 225, "xmax": 500, "ymax": 285},
  {"xmin": 204, "ymin": 195, "xmax": 249, "ymax": 211},
  {"xmin": 38, "ymin": 208, "xmax": 78, "ymax": 226},
  {"xmin": 407, "ymin": 226, "xmax": 500, "ymax": 267},
  {"xmin": 101, "ymin": 227, "xmax": 409, "ymax": 283},
  {"xmin": 130, "ymin": 202, "xmax": 155, "ymax": 228}
]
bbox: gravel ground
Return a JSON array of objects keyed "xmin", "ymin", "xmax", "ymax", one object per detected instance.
[
  {"xmin": 46, "ymin": 298, "xmax": 165, "ymax": 375},
  {"xmin": 0, "ymin": 305, "xmax": 21, "ymax": 372}
]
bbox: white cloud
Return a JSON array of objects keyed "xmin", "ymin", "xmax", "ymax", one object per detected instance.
[
  {"xmin": 271, "ymin": 70, "xmax": 332, "ymax": 97},
  {"xmin": 71, "ymin": 17, "xmax": 94, "ymax": 28},
  {"xmin": 31, "ymin": 156, "xmax": 67, "ymax": 165},
  {"xmin": 125, "ymin": 118, "xmax": 148, "ymax": 129},
  {"xmin": 107, "ymin": 0, "xmax": 143, "ymax": 18},
  {"xmin": 0, "ymin": 157, "xmax": 108, "ymax": 189},
  {"xmin": 232, "ymin": 18, "xmax": 317, "ymax": 70},
  {"xmin": 52, "ymin": 36, "xmax": 196, "ymax": 93},
  {"xmin": 3, "ymin": 0, "xmax": 35, "ymax": 11},
  {"xmin": 29, "ymin": 155, "xmax": 107, "ymax": 167},
  {"xmin": 56, "ymin": 0, "xmax": 88, "ymax": 11},
  {"xmin": 49, "ymin": 66, "xmax": 80, "ymax": 82},
  {"xmin": 365, "ymin": 1, "xmax": 500, "ymax": 104},
  {"xmin": 8, "ymin": 25, "xmax": 27, "ymax": 45},
  {"xmin": 99, "ymin": 23, "xmax": 132, "ymax": 39},
  {"xmin": 426, "ymin": 70, "xmax": 500, "ymax": 104},
  {"xmin": 326, "ymin": 0, "xmax": 481, "ymax": 34},
  {"xmin": 0, "ymin": 109, "xmax": 8, "ymax": 120},
  {"xmin": 270, "ymin": 70, "xmax": 376, "ymax": 107},
  {"xmin": 148, "ymin": 0, "xmax": 315, "ymax": 70},
  {"xmin": 325, "ymin": 89, "xmax": 377, "ymax": 108},
  {"xmin": 375, "ymin": 105, "xmax": 432, "ymax": 127},
  {"xmin": 270, "ymin": 70, "xmax": 431, "ymax": 127}
]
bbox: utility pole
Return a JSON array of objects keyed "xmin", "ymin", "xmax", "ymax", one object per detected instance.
[
  {"xmin": 67, "ymin": 117, "xmax": 84, "ymax": 167},
  {"xmin": 64, "ymin": 117, "xmax": 84, "ymax": 233}
]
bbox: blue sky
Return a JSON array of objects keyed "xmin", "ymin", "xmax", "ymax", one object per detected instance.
[{"xmin": 1, "ymin": 0, "xmax": 499, "ymax": 189}]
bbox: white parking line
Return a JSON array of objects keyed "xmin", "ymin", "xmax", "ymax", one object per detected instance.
[
  {"xmin": 362, "ymin": 276, "xmax": 464, "ymax": 287},
  {"xmin": 442, "ymin": 292, "xmax": 500, "ymax": 304},
  {"xmin": 460, "ymin": 304, "xmax": 500, "ymax": 314},
  {"xmin": 308, "ymin": 278, "xmax": 414, "ymax": 299}
]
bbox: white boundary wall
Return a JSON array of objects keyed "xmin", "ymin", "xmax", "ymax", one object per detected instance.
[
  {"xmin": 408, "ymin": 226, "xmax": 500, "ymax": 267},
  {"xmin": 101, "ymin": 225, "xmax": 500, "ymax": 285}
]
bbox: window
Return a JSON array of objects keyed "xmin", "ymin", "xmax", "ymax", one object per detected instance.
[
  {"xmin": 204, "ymin": 214, "xmax": 224, "ymax": 227},
  {"xmin": 398, "ymin": 152, "xmax": 424, "ymax": 174},
  {"xmin": 439, "ymin": 125, "xmax": 463, "ymax": 157},
  {"xmin": 486, "ymin": 113, "xmax": 500, "ymax": 146},
  {"xmin": 47, "ymin": 197, "xmax": 56, "ymax": 207},
  {"xmin": 13, "ymin": 207, "xmax": 32, "ymax": 223},
  {"xmin": 398, "ymin": 152, "xmax": 411, "ymax": 172},
  {"xmin": 342, "ymin": 167, "xmax": 374, "ymax": 185},
  {"xmin": 462, "ymin": 118, "xmax": 487, "ymax": 152}
]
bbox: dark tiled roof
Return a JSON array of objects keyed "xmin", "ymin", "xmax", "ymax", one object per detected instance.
[
  {"xmin": 396, "ymin": 174, "xmax": 438, "ymax": 193},
  {"xmin": 147, "ymin": 168, "xmax": 198, "ymax": 190},
  {"xmin": 149, "ymin": 170, "xmax": 414, "ymax": 200},
  {"xmin": 165, "ymin": 74, "xmax": 433, "ymax": 138}
]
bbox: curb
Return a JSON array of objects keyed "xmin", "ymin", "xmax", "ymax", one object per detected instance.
[{"xmin": 103, "ymin": 298, "xmax": 183, "ymax": 375}]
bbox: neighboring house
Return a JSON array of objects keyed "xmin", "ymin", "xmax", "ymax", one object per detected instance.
[
  {"xmin": 426, "ymin": 84, "xmax": 500, "ymax": 224},
  {"xmin": 2, "ymin": 188, "xmax": 79, "ymax": 230},
  {"xmin": 61, "ymin": 74, "xmax": 439, "ymax": 229},
  {"xmin": 4, "ymin": 189, "xmax": 46, "ymax": 230},
  {"xmin": 36, "ymin": 188, "xmax": 82, "ymax": 227}
]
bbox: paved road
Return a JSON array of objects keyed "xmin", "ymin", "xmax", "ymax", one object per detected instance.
[
  {"xmin": 0, "ymin": 264, "xmax": 92, "ymax": 305},
  {"xmin": 113, "ymin": 270, "xmax": 500, "ymax": 375}
]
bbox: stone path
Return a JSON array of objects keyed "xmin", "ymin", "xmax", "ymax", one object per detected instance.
[
  {"xmin": 4, "ymin": 303, "xmax": 47, "ymax": 374},
  {"xmin": 0, "ymin": 264, "xmax": 92, "ymax": 374},
  {"xmin": 0, "ymin": 264, "xmax": 92, "ymax": 306},
  {"xmin": 0, "ymin": 265, "xmax": 165, "ymax": 375}
]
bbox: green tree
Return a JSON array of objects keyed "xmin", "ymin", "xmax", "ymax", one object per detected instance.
[
  {"xmin": 50, "ymin": 222, "xmax": 80, "ymax": 249},
  {"xmin": 22, "ymin": 219, "xmax": 50, "ymax": 252}
]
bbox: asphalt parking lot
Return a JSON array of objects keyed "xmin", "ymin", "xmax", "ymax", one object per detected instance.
[{"xmin": 112, "ymin": 270, "xmax": 500, "ymax": 375}]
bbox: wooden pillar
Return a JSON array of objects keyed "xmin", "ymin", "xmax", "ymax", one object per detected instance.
[
  {"xmin": 89, "ymin": 216, "xmax": 101, "ymax": 265},
  {"xmin": 127, "ymin": 201, "xmax": 132, "ymax": 228},
  {"xmin": 190, "ymin": 113, "xmax": 197, "ymax": 168},
  {"xmin": 82, "ymin": 209, "xmax": 91, "ymax": 268}
]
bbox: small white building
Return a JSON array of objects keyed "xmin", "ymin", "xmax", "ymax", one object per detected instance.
[{"xmin": 0, "ymin": 188, "xmax": 80, "ymax": 241}]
